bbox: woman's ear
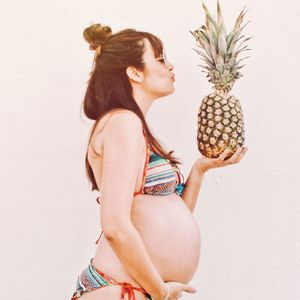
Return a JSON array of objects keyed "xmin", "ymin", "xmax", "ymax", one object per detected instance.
[{"xmin": 126, "ymin": 67, "xmax": 144, "ymax": 83}]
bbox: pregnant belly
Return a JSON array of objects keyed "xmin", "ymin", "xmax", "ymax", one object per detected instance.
[
  {"xmin": 131, "ymin": 193, "xmax": 201, "ymax": 283},
  {"xmin": 93, "ymin": 194, "xmax": 201, "ymax": 285}
]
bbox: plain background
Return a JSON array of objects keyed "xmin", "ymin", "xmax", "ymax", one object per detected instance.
[{"xmin": 1, "ymin": 0, "xmax": 299, "ymax": 299}]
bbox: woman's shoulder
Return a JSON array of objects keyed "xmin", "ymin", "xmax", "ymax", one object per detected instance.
[
  {"xmin": 93, "ymin": 108, "xmax": 142, "ymax": 136},
  {"xmin": 91, "ymin": 109, "xmax": 144, "ymax": 156},
  {"xmin": 97, "ymin": 109, "xmax": 142, "ymax": 134}
]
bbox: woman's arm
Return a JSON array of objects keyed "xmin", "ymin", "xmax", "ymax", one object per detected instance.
[
  {"xmin": 98, "ymin": 111, "xmax": 167, "ymax": 299},
  {"xmin": 181, "ymin": 165, "xmax": 205, "ymax": 213},
  {"xmin": 181, "ymin": 146, "xmax": 248, "ymax": 213}
]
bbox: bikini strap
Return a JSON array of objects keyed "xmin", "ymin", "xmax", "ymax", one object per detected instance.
[
  {"xmin": 133, "ymin": 129, "xmax": 150, "ymax": 196},
  {"xmin": 119, "ymin": 282, "xmax": 150, "ymax": 300},
  {"xmin": 133, "ymin": 145, "xmax": 150, "ymax": 196},
  {"xmin": 95, "ymin": 230, "xmax": 103, "ymax": 244}
]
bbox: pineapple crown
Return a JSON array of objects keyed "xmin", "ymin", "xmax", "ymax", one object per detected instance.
[{"xmin": 190, "ymin": 1, "xmax": 252, "ymax": 92}]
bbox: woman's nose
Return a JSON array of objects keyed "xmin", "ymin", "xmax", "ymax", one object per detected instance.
[{"xmin": 166, "ymin": 60, "xmax": 174, "ymax": 70}]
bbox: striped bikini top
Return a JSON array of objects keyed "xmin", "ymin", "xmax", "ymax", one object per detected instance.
[{"xmin": 132, "ymin": 144, "xmax": 186, "ymax": 197}]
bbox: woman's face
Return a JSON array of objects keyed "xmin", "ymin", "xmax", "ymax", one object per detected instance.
[{"xmin": 141, "ymin": 38, "xmax": 175, "ymax": 98}]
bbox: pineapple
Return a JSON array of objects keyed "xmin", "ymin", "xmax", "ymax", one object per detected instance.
[{"xmin": 190, "ymin": 1, "xmax": 251, "ymax": 158}]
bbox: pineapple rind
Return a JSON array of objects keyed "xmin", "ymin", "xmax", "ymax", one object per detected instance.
[{"xmin": 197, "ymin": 90, "xmax": 245, "ymax": 158}]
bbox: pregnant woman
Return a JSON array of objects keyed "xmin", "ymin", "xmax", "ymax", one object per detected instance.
[{"xmin": 71, "ymin": 23, "xmax": 248, "ymax": 300}]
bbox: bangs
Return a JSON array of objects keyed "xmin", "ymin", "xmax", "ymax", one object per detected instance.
[{"xmin": 140, "ymin": 32, "xmax": 164, "ymax": 58}]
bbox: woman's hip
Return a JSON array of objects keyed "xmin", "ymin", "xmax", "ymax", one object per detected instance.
[{"xmin": 71, "ymin": 258, "xmax": 152, "ymax": 300}]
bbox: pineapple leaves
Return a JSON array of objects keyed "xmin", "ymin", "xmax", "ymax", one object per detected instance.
[
  {"xmin": 199, "ymin": 65, "xmax": 212, "ymax": 71},
  {"xmin": 234, "ymin": 46, "xmax": 251, "ymax": 58},
  {"xmin": 234, "ymin": 56, "xmax": 250, "ymax": 69},
  {"xmin": 193, "ymin": 30, "xmax": 214, "ymax": 61},
  {"xmin": 218, "ymin": 34, "xmax": 227, "ymax": 56},
  {"xmin": 235, "ymin": 37, "xmax": 252, "ymax": 52},
  {"xmin": 227, "ymin": 15, "xmax": 251, "ymax": 52},
  {"xmin": 190, "ymin": 1, "xmax": 251, "ymax": 87},
  {"xmin": 215, "ymin": 54, "xmax": 224, "ymax": 73},
  {"xmin": 217, "ymin": 0, "xmax": 227, "ymax": 37},
  {"xmin": 202, "ymin": 2, "xmax": 218, "ymax": 31},
  {"xmin": 192, "ymin": 48, "xmax": 215, "ymax": 68},
  {"xmin": 233, "ymin": 6, "xmax": 248, "ymax": 32}
]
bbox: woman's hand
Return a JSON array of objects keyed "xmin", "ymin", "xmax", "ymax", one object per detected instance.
[
  {"xmin": 151, "ymin": 281, "xmax": 197, "ymax": 300},
  {"xmin": 194, "ymin": 146, "xmax": 248, "ymax": 175}
]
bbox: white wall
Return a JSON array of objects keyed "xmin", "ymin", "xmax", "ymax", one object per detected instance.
[{"xmin": 1, "ymin": 0, "xmax": 299, "ymax": 299}]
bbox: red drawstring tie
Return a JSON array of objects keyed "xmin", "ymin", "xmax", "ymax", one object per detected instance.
[{"xmin": 118, "ymin": 282, "xmax": 149, "ymax": 300}]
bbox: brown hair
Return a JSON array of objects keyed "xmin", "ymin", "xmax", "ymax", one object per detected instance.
[{"xmin": 81, "ymin": 23, "xmax": 182, "ymax": 191}]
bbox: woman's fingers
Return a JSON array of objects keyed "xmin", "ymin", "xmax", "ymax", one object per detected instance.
[
  {"xmin": 196, "ymin": 146, "xmax": 248, "ymax": 173},
  {"xmin": 236, "ymin": 147, "xmax": 248, "ymax": 163},
  {"xmin": 231, "ymin": 146, "xmax": 248, "ymax": 164},
  {"xmin": 166, "ymin": 282, "xmax": 197, "ymax": 300},
  {"xmin": 227, "ymin": 146, "xmax": 244, "ymax": 164},
  {"xmin": 217, "ymin": 146, "xmax": 248, "ymax": 166},
  {"xmin": 181, "ymin": 284, "xmax": 197, "ymax": 293},
  {"xmin": 217, "ymin": 148, "xmax": 230, "ymax": 163}
]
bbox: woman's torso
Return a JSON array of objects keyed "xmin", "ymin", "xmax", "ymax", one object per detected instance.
[{"xmin": 87, "ymin": 109, "xmax": 201, "ymax": 286}]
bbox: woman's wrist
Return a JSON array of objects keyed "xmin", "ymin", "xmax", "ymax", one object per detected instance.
[
  {"xmin": 192, "ymin": 161, "xmax": 207, "ymax": 178},
  {"xmin": 151, "ymin": 282, "xmax": 170, "ymax": 300}
]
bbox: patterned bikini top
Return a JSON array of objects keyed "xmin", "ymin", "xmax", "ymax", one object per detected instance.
[{"xmin": 133, "ymin": 144, "xmax": 186, "ymax": 197}]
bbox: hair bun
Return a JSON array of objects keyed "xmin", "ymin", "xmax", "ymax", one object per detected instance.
[{"xmin": 83, "ymin": 23, "xmax": 112, "ymax": 50}]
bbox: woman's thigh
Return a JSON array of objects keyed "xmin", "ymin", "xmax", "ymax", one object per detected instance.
[{"xmin": 79, "ymin": 284, "xmax": 149, "ymax": 300}]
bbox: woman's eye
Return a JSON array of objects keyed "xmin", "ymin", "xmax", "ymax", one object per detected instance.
[{"xmin": 158, "ymin": 58, "xmax": 165, "ymax": 64}]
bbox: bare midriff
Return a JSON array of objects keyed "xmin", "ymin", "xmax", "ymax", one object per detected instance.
[{"xmin": 92, "ymin": 193, "xmax": 201, "ymax": 286}]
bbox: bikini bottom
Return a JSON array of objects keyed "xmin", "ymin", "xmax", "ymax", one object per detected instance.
[{"xmin": 71, "ymin": 258, "xmax": 152, "ymax": 300}]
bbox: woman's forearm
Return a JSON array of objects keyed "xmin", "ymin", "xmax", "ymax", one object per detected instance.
[
  {"xmin": 181, "ymin": 165, "xmax": 205, "ymax": 213},
  {"xmin": 104, "ymin": 223, "xmax": 167, "ymax": 299}
]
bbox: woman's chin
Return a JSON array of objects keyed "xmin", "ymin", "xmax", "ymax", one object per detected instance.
[
  {"xmin": 156, "ymin": 86, "xmax": 175, "ymax": 98},
  {"xmin": 169, "ymin": 86, "xmax": 175, "ymax": 94},
  {"xmin": 167, "ymin": 85, "xmax": 175, "ymax": 94}
]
